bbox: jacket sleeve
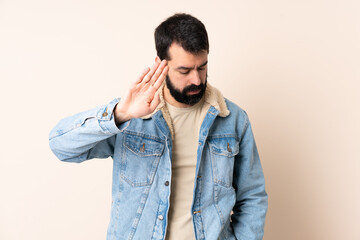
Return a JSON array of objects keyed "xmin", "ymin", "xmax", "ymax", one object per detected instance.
[
  {"xmin": 231, "ymin": 112, "xmax": 268, "ymax": 240},
  {"xmin": 49, "ymin": 98, "xmax": 129, "ymax": 163}
]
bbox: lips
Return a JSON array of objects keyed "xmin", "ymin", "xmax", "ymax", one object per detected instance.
[{"xmin": 187, "ymin": 89, "xmax": 201, "ymax": 95}]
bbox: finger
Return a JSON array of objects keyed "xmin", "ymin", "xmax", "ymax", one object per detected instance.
[
  {"xmin": 149, "ymin": 60, "xmax": 167, "ymax": 85},
  {"xmin": 153, "ymin": 65, "xmax": 169, "ymax": 90},
  {"xmin": 134, "ymin": 67, "xmax": 150, "ymax": 85},
  {"xmin": 142, "ymin": 60, "xmax": 161, "ymax": 84}
]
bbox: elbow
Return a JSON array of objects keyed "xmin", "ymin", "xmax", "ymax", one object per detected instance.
[{"xmin": 49, "ymin": 138, "xmax": 83, "ymax": 163}]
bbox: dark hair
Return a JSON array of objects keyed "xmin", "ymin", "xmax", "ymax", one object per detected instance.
[{"xmin": 154, "ymin": 13, "xmax": 209, "ymax": 60}]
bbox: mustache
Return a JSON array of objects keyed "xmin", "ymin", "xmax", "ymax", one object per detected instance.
[{"xmin": 182, "ymin": 83, "xmax": 205, "ymax": 93}]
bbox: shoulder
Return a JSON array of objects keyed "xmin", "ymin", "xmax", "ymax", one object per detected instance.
[{"xmin": 223, "ymin": 98, "xmax": 249, "ymax": 123}]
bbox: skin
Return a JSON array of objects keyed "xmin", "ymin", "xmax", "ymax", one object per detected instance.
[
  {"xmin": 114, "ymin": 42, "xmax": 208, "ymax": 124},
  {"xmin": 163, "ymin": 42, "xmax": 208, "ymax": 108}
]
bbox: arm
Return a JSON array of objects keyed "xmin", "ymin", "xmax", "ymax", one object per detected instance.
[
  {"xmin": 49, "ymin": 98, "xmax": 125, "ymax": 163},
  {"xmin": 231, "ymin": 113, "xmax": 268, "ymax": 240},
  {"xmin": 49, "ymin": 57, "xmax": 169, "ymax": 163}
]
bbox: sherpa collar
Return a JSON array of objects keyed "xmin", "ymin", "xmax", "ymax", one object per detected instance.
[
  {"xmin": 142, "ymin": 82, "xmax": 230, "ymax": 119},
  {"xmin": 140, "ymin": 82, "xmax": 230, "ymax": 139}
]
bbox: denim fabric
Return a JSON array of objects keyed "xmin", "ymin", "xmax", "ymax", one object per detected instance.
[{"xmin": 49, "ymin": 97, "xmax": 268, "ymax": 240}]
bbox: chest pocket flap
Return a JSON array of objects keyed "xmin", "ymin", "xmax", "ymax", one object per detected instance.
[
  {"xmin": 125, "ymin": 134, "xmax": 164, "ymax": 157},
  {"xmin": 208, "ymin": 136, "xmax": 239, "ymax": 157}
]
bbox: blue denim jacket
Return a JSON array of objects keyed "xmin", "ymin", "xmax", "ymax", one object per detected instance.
[{"xmin": 49, "ymin": 84, "xmax": 268, "ymax": 240}]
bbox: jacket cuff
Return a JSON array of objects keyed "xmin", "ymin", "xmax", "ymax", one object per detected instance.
[{"xmin": 97, "ymin": 98, "xmax": 128, "ymax": 134}]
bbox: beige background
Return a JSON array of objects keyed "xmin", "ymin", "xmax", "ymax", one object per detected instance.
[{"xmin": 1, "ymin": 0, "xmax": 359, "ymax": 239}]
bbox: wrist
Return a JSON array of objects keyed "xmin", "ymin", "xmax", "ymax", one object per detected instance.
[{"xmin": 114, "ymin": 103, "xmax": 131, "ymax": 125}]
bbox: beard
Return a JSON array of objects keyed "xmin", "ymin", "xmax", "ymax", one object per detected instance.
[{"xmin": 165, "ymin": 74, "xmax": 207, "ymax": 106}]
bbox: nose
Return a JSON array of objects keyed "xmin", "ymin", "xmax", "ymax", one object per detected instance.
[{"xmin": 189, "ymin": 70, "xmax": 201, "ymax": 86}]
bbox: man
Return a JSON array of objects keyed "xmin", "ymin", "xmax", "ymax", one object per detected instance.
[{"xmin": 49, "ymin": 13, "xmax": 268, "ymax": 240}]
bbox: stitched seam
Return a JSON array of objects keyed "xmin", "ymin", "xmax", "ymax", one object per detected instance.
[{"xmin": 128, "ymin": 185, "xmax": 152, "ymax": 239}]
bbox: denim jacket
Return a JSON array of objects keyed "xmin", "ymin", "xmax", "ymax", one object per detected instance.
[{"xmin": 49, "ymin": 84, "xmax": 268, "ymax": 240}]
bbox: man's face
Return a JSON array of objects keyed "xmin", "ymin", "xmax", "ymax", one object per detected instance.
[{"xmin": 164, "ymin": 42, "xmax": 208, "ymax": 107}]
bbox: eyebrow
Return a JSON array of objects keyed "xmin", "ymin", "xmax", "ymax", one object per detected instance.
[{"xmin": 176, "ymin": 60, "xmax": 208, "ymax": 71}]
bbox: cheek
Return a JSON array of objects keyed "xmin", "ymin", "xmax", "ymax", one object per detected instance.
[
  {"xmin": 168, "ymin": 73, "xmax": 187, "ymax": 89},
  {"xmin": 200, "ymin": 70, "xmax": 207, "ymax": 82}
]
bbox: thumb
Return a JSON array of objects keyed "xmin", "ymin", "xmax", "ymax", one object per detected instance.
[{"xmin": 149, "ymin": 91, "xmax": 161, "ymax": 112}]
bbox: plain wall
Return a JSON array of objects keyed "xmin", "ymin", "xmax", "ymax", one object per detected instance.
[{"xmin": 1, "ymin": 0, "xmax": 359, "ymax": 239}]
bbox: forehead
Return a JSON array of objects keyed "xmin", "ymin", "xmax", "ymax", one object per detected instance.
[{"xmin": 167, "ymin": 42, "xmax": 208, "ymax": 67}]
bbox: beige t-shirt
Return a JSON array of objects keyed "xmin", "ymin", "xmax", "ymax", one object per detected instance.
[{"xmin": 165, "ymin": 98, "xmax": 210, "ymax": 240}]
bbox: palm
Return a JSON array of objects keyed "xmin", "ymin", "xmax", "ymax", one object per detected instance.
[
  {"xmin": 115, "ymin": 58, "xmax": 168, "ymax": 122},
  {"xmin": 121, "ymin": 82, "xmax": 159, "ymax": 118}
]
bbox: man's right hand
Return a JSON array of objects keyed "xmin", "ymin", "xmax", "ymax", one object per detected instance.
[{"xmin": 114, "ymin": 57, "xmax": 169, "ymax": 125}]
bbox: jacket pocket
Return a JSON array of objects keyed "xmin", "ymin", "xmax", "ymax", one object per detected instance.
[
  {"xmin": 207, "ymin": 136, "xmax": 239, "ymax": 188},
  {"xmin": 121, "ymin": 133, "xmax": 164, "ymax": 187}
]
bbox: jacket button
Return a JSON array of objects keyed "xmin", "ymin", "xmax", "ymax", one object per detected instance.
[
  {"xmin": 227, "ymin": 143, "xmax": 232, "ymax": 152},
  {"xmin": 158, "ymin": 215, "xmax": 164, "ymax": 220},
  {"xmin": 164, "ymin": 181, "xmax": 169, "ymax": 186},
  {"xmin": 102, "ymin": 112, "xmax": 108, "ymax": 117}
]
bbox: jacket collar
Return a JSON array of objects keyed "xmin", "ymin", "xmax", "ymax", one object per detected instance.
[
  {"xmin": 142, "ymin": 82, "xmax": 230, "ymax": 120},
  {"xmin": 141, "ymin": 83, "xmax": 230, "ymax": 139}
]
